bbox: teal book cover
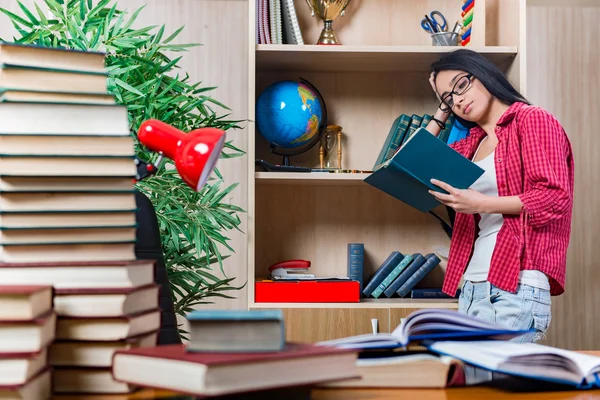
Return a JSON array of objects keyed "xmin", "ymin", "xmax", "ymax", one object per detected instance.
[{"xmin": 364, "ymin": 127, "xmax": 484, "ymax": 213}]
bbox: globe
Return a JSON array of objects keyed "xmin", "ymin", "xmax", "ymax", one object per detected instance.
[{"xmin": 256, "ymin": 79, "xmax": 325, "ymax": 151}]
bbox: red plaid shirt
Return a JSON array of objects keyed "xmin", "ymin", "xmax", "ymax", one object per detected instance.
[{"xmin": 443, "ymin": 102, "xmax": 574, "ymax": 296}]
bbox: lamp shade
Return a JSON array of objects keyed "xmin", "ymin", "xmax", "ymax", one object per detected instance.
[{"xmin": 138, "ymin": 119, "xmax": 226, "ymax": 191}]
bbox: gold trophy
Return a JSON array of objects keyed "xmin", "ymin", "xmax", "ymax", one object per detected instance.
[{"xmin": 305, "ymin": 0, "xmax": 352, "ymax": 45}]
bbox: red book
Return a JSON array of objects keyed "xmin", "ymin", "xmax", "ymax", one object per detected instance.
[
  {"xmin": 255, "ymin": 280, "xmax": 360, "ymax": 302},
  {"xmin": 112, "ymin": 343, "xmax": 358, "ymax": 397},
  {"xmin": 0, "ymin": 285, "xmax": 52, "ymax": 320}
]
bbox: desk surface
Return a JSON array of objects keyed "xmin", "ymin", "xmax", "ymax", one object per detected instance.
[{"xmin": 52, "ymin": 351, "xmax": 600, "ymax": 400}]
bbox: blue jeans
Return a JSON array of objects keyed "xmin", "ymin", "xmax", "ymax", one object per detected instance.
[{"xmin": 457, "ymin": 281, "xmax": 552, "ymax": 385}]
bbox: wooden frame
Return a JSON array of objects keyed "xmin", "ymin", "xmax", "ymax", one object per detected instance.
[{"xmin": 247, "ymin": 0, "xmax": 527, "ymax": 312}]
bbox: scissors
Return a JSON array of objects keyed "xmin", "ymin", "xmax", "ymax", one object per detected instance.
[{"xmin": 421, "ymin": 10, "xmax": 448, "ymax": 33}]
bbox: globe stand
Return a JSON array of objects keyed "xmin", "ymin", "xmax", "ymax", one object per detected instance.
[{"xmin": 256, "ymin": 78, "xmax": 328, "ymax": 172}]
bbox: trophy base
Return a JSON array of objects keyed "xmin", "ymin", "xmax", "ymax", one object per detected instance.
[{"xmin": 317, "ymin": 20, "xmax": 341, "ymax": 45}]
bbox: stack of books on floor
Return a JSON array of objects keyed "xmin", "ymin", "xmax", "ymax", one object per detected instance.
[
  {"xmin": 0, "ymin": 42, "xmax": 160, "ymax": 397},
  {"xmin": 0, "ymin": 286, "xmax": 54, "ymax": 399},
  {"xmin": 111, "ymin": 310, "xmax": 360, "ymax": 397},
  {"xmin": 362, "ymin": 251, "xmax": 457, "ymax": 299}
]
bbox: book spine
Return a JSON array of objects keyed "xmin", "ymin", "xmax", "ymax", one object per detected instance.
[
  {"xmin": 370, "ymin": 254, "xmax": 413, "ymax": 299},
  {"xmin": 373, "ymin": 117, "xmax": 402, "ymax": 169},
  {"xmin": 382, "ymin": 115, "xmax": 411, "ymax": 162},
  {"xmin": 362, "ymin": 251, "xmax": 403, "ymax": 297},
  {"xmin": 420, "ymin": 114, "xmax": 432, "ymax": 128},
  {"xmin": 383, "ymin": 253, "xmax": 426, "ymax": 298},
  {"xmin": 395, "ymin": 253, "xmax": 441, "ymax": 298},
  {"xmin": 347, "ymin": 243, "xmax": 364, "ymax": 297}
]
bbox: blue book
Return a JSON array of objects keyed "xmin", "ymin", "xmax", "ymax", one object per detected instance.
[
  {"xmin": 186, "ymin": 310, "xmax": 285, "ymax": 352},
  {"xmin": 363, "ymin": 127, "xmax": 484, "ymax": 213},
  {"xmin": 362, "ymin": 251, "xmax": 404, "ymax": 297},
  {"xmin": 383, "ymin": 253, "xmax": 426, "ymax": 298},
  {"xmin": 316, "ymin": 308, "xmax": 534, "ymax": 350},
  {"xmin": 347, "ymin": 243, "xmax": 365, "ymax": 297},
  {"xmin": 395, "ymin": 253, "xmax": 441, "ymax": 297}
]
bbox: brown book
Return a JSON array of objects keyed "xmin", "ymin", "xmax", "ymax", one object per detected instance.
[
  {"xmin": 0, "ymin": 156, "xmax": 136, "ymax": 177},
  {"xmin": 0, "ymin": 43, "xmax": 105, "ymax": 73},
  {"xmin": 53, "ymin": 284, "xmax": 160, "ymax": 318},
  {"xmin": 0, "ymin": 259, "xmax": 154, "ymax": 289},
  {"xmin": 0, "ymin": 226, "xmax": 136, "ymax": 245},
  {"xmin": 321, "ymin": 351, "xmax": 465, "ymax": 388},
  {"xmin": 0, "ymin": 311, "xmax": 56, "ymax": 353},
  {"xmin": 53, "ymin": 367, "xmax": 137, "ymax": 394},
  {"xmin": 0, "ymin": 348, "xmax": 47, "ymax": 386},
  {"xmin": 0, "ymin": 285, "xmax": 52, "ymax": 320},
  {"xmin": 49, "ymin": 331, "xmax": 157, "ymax": 368},
  {"xmin": 0, "ymin": 102, "xmax": 129, "ymax": 135},
  {"xmin": 0, "ymin": 64, "xmax": 107, "ymax": 93},
  {"xmin": 0, "ymin": 367, "xmax": 51, "ymax": 400},
  {"xmin": 0, "ymin": 191, "xmax": 135, "ymax": 212},
  {"xmin": 0, "ymin": 89, "xmax": 115, "ymax": 105},
  {"xmin": 112, "ymin": 343, "xmax": 358, "ymax": 397},
  {"xmin": 56, "ymin": 308, "xmax": 161, "ymax": 341},
  {"xmin": 0, "ymin": 134, "xmax": 133, "ymax": 157},
  {"xmin": 0, "ymin": 210, "xmax": 136, "ymax": 229},
  {"xmin": 0, "ymin": 242, "xmax": 136, "ymax": 264}
]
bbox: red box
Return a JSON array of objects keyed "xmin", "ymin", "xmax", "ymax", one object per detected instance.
[{"xmin": 255, "ymin": 280, "xmax": 361, "ymax": 303}]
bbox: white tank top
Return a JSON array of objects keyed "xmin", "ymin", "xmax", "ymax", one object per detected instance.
[{"xmin": 463, "ymin": 139, "xmax": 550, "ymax": 290}]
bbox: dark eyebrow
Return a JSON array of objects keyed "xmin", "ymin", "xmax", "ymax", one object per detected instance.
[
  {"xmin": 440, "ymin": 73, "xmax": 465, "ymax": 97},
  {"xmin": 449, "ymin": 73, "xmax": 462, "ymax": 86}
]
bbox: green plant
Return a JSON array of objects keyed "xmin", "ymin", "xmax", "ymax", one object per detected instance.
[{"xmin": 0, "ymin": 0, "xmax": 246, "ymax": 326}]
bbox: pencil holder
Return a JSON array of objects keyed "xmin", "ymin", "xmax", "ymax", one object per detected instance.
[{"xmin": 431, "ymin": 32, "xmax": 459, "ymax": 46}]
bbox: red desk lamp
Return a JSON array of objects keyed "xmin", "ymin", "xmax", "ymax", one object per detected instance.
[{"xmin": 134, "ymin": 119, "xmax": 226, "ymax": 191}]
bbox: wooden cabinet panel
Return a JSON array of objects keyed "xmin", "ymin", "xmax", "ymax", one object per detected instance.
[{"xmin": 281, "ymin": 308, "xmax": 389, "ymax": 343}]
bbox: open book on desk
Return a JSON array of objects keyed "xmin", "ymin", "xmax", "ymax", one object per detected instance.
[
  {"xmin": 427, "ymin": 340, "xmax": 600, "ymax": 389},
  {"xmin": 363, "ymin": 127, "xmax": 484, "ymax": 213},
  {"xmin": 316, "ymin": 309, "xmax": 532, "ymax": 350}
]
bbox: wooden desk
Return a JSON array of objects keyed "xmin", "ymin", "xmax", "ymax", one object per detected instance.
[{"xmin": 52, "ymin": 352, "xmax": 600, "ymax": 400}]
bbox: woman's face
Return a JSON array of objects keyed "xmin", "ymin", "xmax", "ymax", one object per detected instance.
[{"xmin": 434, "ymin": 69, "xmax": 493, "ymax": 122}]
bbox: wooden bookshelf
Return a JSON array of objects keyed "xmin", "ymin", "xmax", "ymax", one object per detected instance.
[
  {"xmin": 247, "ymin": 0, "xmax": 526, "ymax": 341},
  {"xmin": 256, "ymin": 45, "xmax": 519, "ymax": 73}
]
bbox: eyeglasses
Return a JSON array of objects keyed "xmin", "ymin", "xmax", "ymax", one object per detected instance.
[{"xmin": 439, "ymin": 74, "xmax": 474, "ymax": 112}]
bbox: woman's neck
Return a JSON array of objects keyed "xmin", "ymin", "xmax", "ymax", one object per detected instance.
[{"xmin": 478, "ymin": 99, "xmax": 510, "ymax": 137}]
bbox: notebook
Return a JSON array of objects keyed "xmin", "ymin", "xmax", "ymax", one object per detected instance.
[
  {"xmin": 316, "ymin": 309, "xmax": 532, "ymax": 349},
  {"xmin": 282, "ymin": 0, "xmax": 304, "ymax": 44},
  {"xmin": 428, "ymin": 340, "xmax": 600, "ymax": 389},
  {"xmin": 363, "ymin": 127, "xmax": 484, "ymax": 212}
]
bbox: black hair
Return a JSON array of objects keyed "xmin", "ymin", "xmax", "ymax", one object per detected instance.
[{"xmin": 430, "ymin": 49, "xmax": 530, "ymax": 128}]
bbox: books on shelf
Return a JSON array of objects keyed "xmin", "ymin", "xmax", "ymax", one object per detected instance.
[
  {"xmin": 316, "ymin": 308, "xmax": 533, "ymax": 350},
  {"xmin": 363, "ymin": 251, "xmax": 445, "ymax": 299},
  {"xmin": 257, "ymin": 0, "xmax": 303, "ymax": 44},
  {"xmin": 364, "ymin": 127, "xmax": 484, "ymax": 213}
]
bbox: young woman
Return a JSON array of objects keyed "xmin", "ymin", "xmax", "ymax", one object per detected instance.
[{"xmin": 424, "ymin": 49, "xmax": 574, "ymax": 343}]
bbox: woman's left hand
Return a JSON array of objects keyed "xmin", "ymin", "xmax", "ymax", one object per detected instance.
[{"xmin": 428, "ymin": 179, "xmax": 488, "ymax": 214}]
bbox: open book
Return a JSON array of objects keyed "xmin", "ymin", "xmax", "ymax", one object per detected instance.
[
  {"xmin": 317, "ymin": 309, "xmax": 532, "ymax": 349},
  {"xmin": 363, "ymin": 127, "xmax": 484, "ymax": 213},
  {"xmin": 428, "ymin": 340, "xmax": 600, "ymax": 389}
]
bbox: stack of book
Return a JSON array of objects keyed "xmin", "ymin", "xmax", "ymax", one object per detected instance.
[
  {"xmin": 0, "ymin": 43, "xmax": 160, "ymax": 395},
  {"xmin": 111, "ymin": 310, "xmax": 360, "ymax": 397},
  {"xmin": 0, "ymin": 286, "xmax": 54, "ymax": 399}
]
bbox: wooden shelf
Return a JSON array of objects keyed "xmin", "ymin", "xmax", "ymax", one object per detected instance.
[
  {"xmin": 250, "ymin": 298, "xmax": 458, "ymax": 309},
  {"xmin": 255, "ymin": 171, "xmax": 370, "ymax": 185},
  {"xmin": 256, "ymin": 45, "xmax": 519, "ymax": 73}
]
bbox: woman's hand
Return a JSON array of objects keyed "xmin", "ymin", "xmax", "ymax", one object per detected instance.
[{"xmin": 428, "ymin": 179, "xmax": 489, "ymax": 214}]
